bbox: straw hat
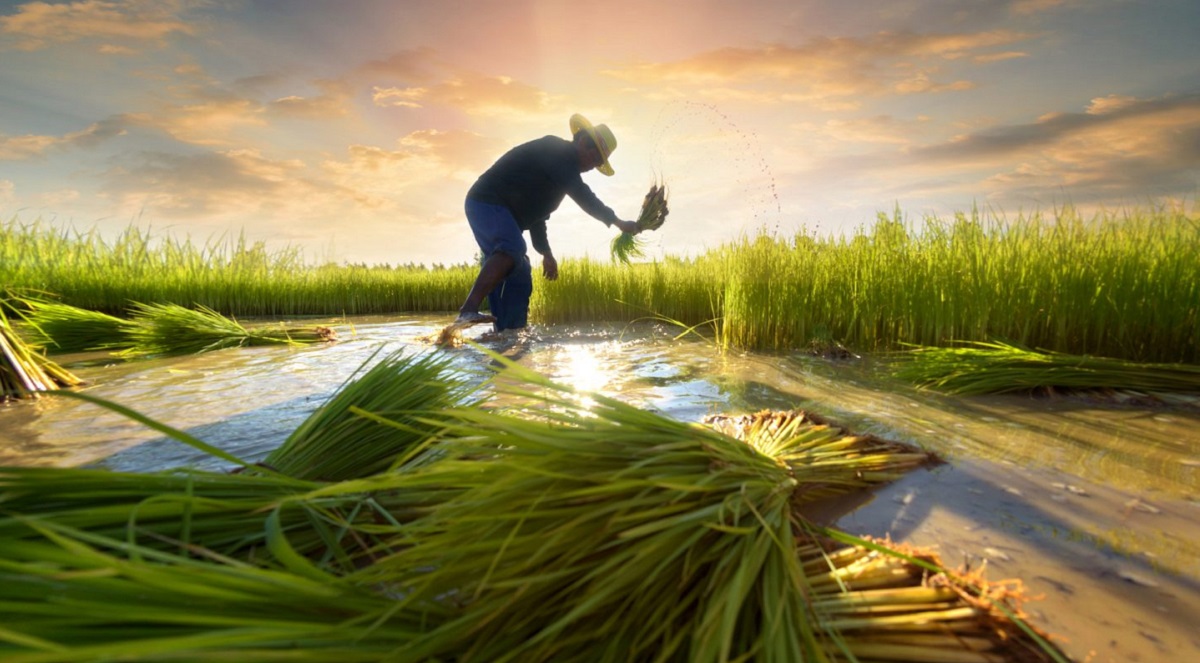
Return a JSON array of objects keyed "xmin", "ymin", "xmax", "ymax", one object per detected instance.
[{"xmin": 569, "ymin": 113, "xmax": 616, "ymax": 176}]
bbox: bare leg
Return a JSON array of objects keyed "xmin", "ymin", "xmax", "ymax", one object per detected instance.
[{"xmin": 460, "ymin": 251, "xmax": 515, "ymax": 314}]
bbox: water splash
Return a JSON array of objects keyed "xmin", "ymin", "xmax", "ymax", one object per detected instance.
[{"xmin": 648, "ymin": 100, "xmax": 783, "ymax": 236}]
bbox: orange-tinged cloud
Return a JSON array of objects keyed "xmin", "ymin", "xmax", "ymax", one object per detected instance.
[
  {"xmin": 0, "ymin": 0, "xmax": 194, "ymax": 51},
  {"xmin": 127, "ymin": 98, "xmax": 266, "ymax": 146},
  {"xmin": 269, "ymin": 79, "xmax": 354, "ymax": 120},
  {"xmin": 373, "ymin": 73, "xmax": 563, "ymax": 117},
  {"xmin": 906, "ymin": 94, "xmax": 1200, "ymax": 200},
  {"xmin": 604, "ymin": 30, "xmax": 1032, "ymax": 104}
]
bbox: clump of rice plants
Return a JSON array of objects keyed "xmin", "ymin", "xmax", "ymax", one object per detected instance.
[
  {"xmin": 893, "ymin": 340, "xmax": 1200, "ymax": 395},
  {"xmin": 0, "ymin": 349, "xmax": 1068, "ymax": 662},
  {"xmin": 611, "ymin": 182, "xmax": 669, "ymax": 264},
  {"xmin": 120, "ymin": 302, "xmax": 337, "ymax": 358},
  {"xmin": 264, "ymin": 349, "xmax": 478, "ymax": 481},
  {"xmin": 0, "ymin": 304, "xmax": 81, "ymax": 400},
  {"xmin": 15, "ymin": 295, "xmax": 139, "ymax": 352},
  {"xmin": 0, "ymin": 520, "xmax": 444, "ymax": 661},
  {"xmin": 349, "ymin": 362, "xmax": 1061, "ymax": 663}
]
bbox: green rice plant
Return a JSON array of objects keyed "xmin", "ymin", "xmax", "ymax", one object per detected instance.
[
  {"xmin": 0, "ymin": 217, "xmax": 477, "ymax": 317},
  {"xmin": 0, "ymin": 519, "xmax": 446, "ymax": 662},
  {"xmin": 14, "ymin": 296, "xmax": 139, "ymax": 353},
  {"xmin": 714, "ymin": 205, "xmax": 1200, "ymax": 362},
  {"xmin": 119, "ymin": 302, "xmax": 335, "ymax": 358},
  {"xmin": 611, "ymin": 182, "xmax": 669, "ymax": 264},
  {"xmin": 348, "ymin": 359, "xmax": 951, "ymax": 662},
  {"xmin": 264, "ymin": 348, "xmax": 480, "ymax": 481},
  {"xmin": 0, "ymin": 350, "xmax": 1065, "ymax": 662},
  {"xmin": 4, "ymin": 205, "xmax": 1197, "ymax": 362},
  {"xmin": 891, "ymin": 340, "xmax": 1200, "ymax": 395}
]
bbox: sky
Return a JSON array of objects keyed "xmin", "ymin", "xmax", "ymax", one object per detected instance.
[{"xmin": 1, "ymin": 0, "xmax": 1198, "ymax": 267}]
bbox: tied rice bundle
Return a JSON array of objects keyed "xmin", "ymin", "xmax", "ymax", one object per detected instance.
[
  {"xmin": 16, "ymin": 297, "xmax": 139, "ymax": 353},
  {"xmin": 0, "ymin": 351, "xmax": 1069, "ymax": 662},
  {"xmin": 120, "ymin": 302, "xmax": 337, "ymax": 358},
  {"xmin": 893, "ymin": 340, "xmax": 1200, "ymax": 395},
  {"xmin": 611, "ymin": 182, "xmax": 669, "ymax": 264},
  {"xmin": 0, "ymin": 304, "xmax": 82, "ymax": 401},
  {"xmin": 265, "ymin": 349, "xmax": 477, "ymax": 481}
]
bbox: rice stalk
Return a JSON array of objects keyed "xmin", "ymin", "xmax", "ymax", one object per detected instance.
[
  {"xmin": 892, "ymin": 340, "xmax": 1200, "ymax": 395},
  {"xmin": 119, "ymin": 302, "xmax": 336, "ymax": 358},
  {"xmin": 612, "ymin": 182, "xmax": 669, "ymax": 264}
]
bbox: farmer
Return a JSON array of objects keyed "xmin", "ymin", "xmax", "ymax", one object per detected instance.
[{"xmin": 455, "ymin": 113, "xmax": 641, "ymax": 330}]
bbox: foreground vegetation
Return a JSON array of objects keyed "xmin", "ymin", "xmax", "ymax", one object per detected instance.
[
  {"xmin": 0, "ymin": 350, "xmax": 1067, "ymax": 662},
  {"xmin": 3, "ymin": 204, "xmax": 1197, "ymax": 362}
]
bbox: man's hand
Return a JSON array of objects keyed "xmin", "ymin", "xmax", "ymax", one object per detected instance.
[
  {"xmin": 542, "ymin": 254, "xmax": 559, "ymax": 281},
  {"xmin": 614, "ymin": 219, "xmax": 639, "ymax": 235}
]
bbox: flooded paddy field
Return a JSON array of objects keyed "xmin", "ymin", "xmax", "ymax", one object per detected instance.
[{"xmin": 1, "ymin": 315, "xmax": 1197, "ymax": 663}]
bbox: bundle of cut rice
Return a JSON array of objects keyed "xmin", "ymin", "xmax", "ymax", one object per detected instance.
[
  {"xmin": 0, "ymin": 306, "xmax": 82, "ymax": 401},
  {"xmin": 120, "ymin": 302, "xmax": 337, "ymax": 357},
  {"xmin": 611, "ymin": 182, "xmax": 669, "ymax": 264},
  {"xmin": 893, "ymin": 340, "xmax": 1200, "ymax": 395},
  {"xmin": 16, "ymin": 296, "xmax": 139, "ymax": 353}
]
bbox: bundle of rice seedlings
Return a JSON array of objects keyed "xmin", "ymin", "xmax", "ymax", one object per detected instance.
[
  {"xmin": 0, "ymin": 520, "xmax": 446, "ymax": 662},
  {"xmin": 348, "ymin": 362, "xmax": 949, "ymax": 662},
  {"xmin": 611, "ymin": 182, "xmax": 669, "ymax": 264},
  {"xmin": 263, "ymin": 348, "xmax": 479, "ymax": 481},
  {"xmin": 0, "ymin": 464, "xmax": 456, "ymax": 575},
  {"xmin": 120, "ymin": 302, "xmax": 337, "ymax": 358},
  {"xmin": 801, "ymin": 529, "xmax": 1069, "ymax": 663},
  {"xmin": 704, "ymin": 409, "xmax": 940, "ymax": 503},
  {"xmin": 0, "ymin": 307, "xmax": 82, "ymax": 401},
  {"xmin": 709, "ymin": 412, "xmax": 1066, "ymax": 662},
  {"xmin": 14, "ymin": 297, "xmax": 139, "ymax": 353},
  {"xmin": 893, "ymin": 340, "xmax": 1200, "ymax": 395}
]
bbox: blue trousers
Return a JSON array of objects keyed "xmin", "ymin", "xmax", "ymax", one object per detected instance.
[{"xmin": 465, "ymin": 199, "xmax": 533, "ymax": 331}]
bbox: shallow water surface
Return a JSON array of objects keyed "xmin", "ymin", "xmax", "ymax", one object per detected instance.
[{"xmin": 1, "ymin": 316, "xmax": 1197, "ymax": 662}]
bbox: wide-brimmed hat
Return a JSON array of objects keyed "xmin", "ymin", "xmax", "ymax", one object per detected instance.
[{"xmin": 569, "ymin": 113, "xmax": 616, "ymax": 176}]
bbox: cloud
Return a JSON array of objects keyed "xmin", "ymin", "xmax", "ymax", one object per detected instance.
[
  {"xmin": 100, "ymin": 148, "xmax": 344, "ymax": 217},
  {"xmin": 373, "ymin": 73, "xmax": 563, "ymax": 117},
  {"xmin": 811, "ymin": 115, "xmax": 932, "ymax": 146},
  {"xmin": 126, "ymin": 97, "xmax": 266, "ymax": 146},
  {"xmin": 97, "ymin": 129, "xmax": 502, "ymax": 235},
  {"xmin": 0, "ymin": 0, "xmax": 195, "ymax": 51},
  {"xmin": 321, "ymin": 129, "xmax": 503, "ymax": 218},
  {"xmin": 602, "ymin": 30, "xmax": 1033, "ymax": 106},
  {"xmin": 268, "ymin": 79, "xmax": 354, "ymax": 120},
  {"xmin": 362, "ymin": 49, "xmax": 565, "ymax": 117},
  {"xmin": 0, "ymin": 116, "xmax": 128, "ymax": 160},
  {"xmin": 903, "ymin": 93, "xmax": 1200, "ymax": 201},
  {"xmin": 0, "ymin": 179, "xmax": 13, "ymax": 205}
]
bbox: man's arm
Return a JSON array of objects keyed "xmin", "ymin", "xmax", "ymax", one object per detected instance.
[{"xmin": 529, "ymin": 220, "xmax": 558, "ymax": 280}]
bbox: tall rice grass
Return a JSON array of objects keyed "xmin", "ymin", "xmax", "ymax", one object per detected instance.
[
  {"xmin": 4, "ymin": 204, "xmax": 1197, "ymax": 362},
  {"xmin": 0, "ymin": 220, "xmax": 475, "ymax": 317}
]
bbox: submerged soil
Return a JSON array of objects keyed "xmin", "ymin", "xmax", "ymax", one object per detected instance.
[{"xmin": 1, "ymin": 316, "xmax": 1196, "ymax": 662}]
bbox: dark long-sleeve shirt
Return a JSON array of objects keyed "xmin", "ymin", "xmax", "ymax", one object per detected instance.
[{"xmin": 466, "ymin": 135, "xmax": 620, "ymax": 255}]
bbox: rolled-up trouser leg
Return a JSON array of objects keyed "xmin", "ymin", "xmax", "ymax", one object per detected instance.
[{"xmin": 488, "ymin": 254, "xmax": 532, "ymax": 331}]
